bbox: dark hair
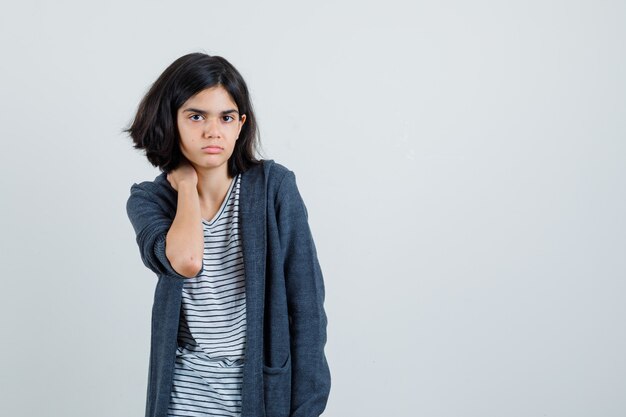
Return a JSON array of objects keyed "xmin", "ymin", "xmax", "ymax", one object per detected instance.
[{"xmin": 123, "ymin": 52, "xmax": 264, "ymax": 175}]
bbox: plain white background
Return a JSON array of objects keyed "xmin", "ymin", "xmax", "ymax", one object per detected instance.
[{"xmin": 1, "ymin": 1, "xmax": 624, "ymax": 416}]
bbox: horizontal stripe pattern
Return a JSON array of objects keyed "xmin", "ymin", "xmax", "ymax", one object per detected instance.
[{"xmin": 168, "ymin": 174, "xmax": 246, "ymax": 417}]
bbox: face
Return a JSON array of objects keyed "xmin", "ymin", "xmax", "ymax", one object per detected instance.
[{"xmin": 176, "ymin": 85, "xmax": 246, "ymax": 177}]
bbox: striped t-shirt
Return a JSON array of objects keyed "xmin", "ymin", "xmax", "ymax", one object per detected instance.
[{"xmin": 167, "ymin": 173, "xmax": 247, "ymax": 417}]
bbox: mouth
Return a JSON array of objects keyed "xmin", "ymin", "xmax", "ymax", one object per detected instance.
[{"xmin": 201, "ymin": 145, "xmax": 224, "ymax": 154}]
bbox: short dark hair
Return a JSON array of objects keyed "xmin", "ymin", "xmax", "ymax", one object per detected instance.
[{"xmin": 123, "ymin": 52, "xmax": 264, "ymax": 175}]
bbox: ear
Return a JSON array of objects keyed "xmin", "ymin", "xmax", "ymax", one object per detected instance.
[{"xmin": 237, "ymin": 114, "xmax": 246, "ymax": 138}]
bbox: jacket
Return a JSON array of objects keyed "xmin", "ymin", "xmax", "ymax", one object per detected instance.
[{"xmin": 125, "ymin": 159, "xmax": 331, "ymax": 417}]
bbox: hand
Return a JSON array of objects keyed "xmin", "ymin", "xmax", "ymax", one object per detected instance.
[{"xmin": 167, "ymin": 158, "xmax": 198, "ymax": 192}]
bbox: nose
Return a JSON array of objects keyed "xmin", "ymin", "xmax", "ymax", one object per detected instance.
[{"xmin": 203, "ymin": 117, "xmax": 221, "ymax": 138}]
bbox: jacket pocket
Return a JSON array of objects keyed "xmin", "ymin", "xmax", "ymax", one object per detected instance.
[{"xmin": 263, "ymin": 352, "xmax": 292, "ymax": 417}]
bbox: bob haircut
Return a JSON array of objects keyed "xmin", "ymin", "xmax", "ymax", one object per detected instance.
[{"xmin": 124, "ymin": 52, "xmax": 263, "ymax": 176}]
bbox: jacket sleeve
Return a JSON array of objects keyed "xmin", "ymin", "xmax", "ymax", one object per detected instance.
[
  {"xmin": 276, "ymin": 170, "xmax": 331, "ymax": 417},
  {"xmin": 126, "ymin": 183, "xmax": 203, "ymax": 279}
]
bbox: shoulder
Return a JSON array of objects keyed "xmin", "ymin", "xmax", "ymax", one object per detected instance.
[
  {"xmin": 128, "ymin": 171, "xmax": 168, "ymax": 194},
  {"xmin": 261, "ymin": 159, "xmax": 292, "ymax": 180},
  {"xmin": 126, "ymin": 171, "xmax": 177, "ymax": 215},
  {"xmin": 261, "ymin": 159, "xmax": 300, "ymax": 200}
]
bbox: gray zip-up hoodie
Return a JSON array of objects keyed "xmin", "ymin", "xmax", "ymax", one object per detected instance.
[{"xmin": 126, "ymin": 159, "xmax": 331, "ymax": 417}]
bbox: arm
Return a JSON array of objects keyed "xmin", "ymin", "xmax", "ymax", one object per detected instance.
[
  {"xmin": 276, "ymin": 170, "xmax": 331, "ymax": 417},
  {"xmin": 126, "ymin": 183, "xmax": 204, "ymax": 279},
  {"xmin": 165, "ymin": 180, "xmax": 204, "ymax": 278}
]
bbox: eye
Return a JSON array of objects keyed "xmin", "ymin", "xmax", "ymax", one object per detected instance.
[
  {"xmin": 189, "ymin": 114, "xmax": 204, "ymax": 121},
  {"xmin": 223, "ymin": 115, "xmax": 234, "ymax": 122}
]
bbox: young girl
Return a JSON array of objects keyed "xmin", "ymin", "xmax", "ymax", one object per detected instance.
[{"xmin": 124, "ymin": 52, "xmax": 331, "ymax": 417}]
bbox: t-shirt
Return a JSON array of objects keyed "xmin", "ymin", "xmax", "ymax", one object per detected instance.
[{"xmin": 167, "ymin": 173, "xmax": 246, "ymax": 417}]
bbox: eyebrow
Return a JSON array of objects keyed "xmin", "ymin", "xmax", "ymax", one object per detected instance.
[{"xmin": 181, "ymin": 107, "xmax": 239, "ymax": 116}]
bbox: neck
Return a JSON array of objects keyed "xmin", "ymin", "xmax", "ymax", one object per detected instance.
[{"xmin": 194, "ymin": 163, "xmax": 233, "ymax": 204}]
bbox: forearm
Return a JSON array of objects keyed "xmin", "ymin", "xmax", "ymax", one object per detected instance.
[
  {"xmin": 165, "ymin": 180, "xmax": 204, "ymax": 277},
  {"xmin": 288, "ymin": 262, "xmax": 331, "ymax": 417}
]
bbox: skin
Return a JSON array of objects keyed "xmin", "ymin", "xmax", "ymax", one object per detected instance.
[
  {"xmin": 164, "ymin": 85, "xmax": 247, "ymax": 277},
  {"xmin": 168, "ymin": 84, "xmax": 247, "ymax": 194}
]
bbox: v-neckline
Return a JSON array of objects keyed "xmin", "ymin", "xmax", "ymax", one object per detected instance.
[{"xmin": 201, "ymin": 174, "xmax": 238, "ymax": 226}]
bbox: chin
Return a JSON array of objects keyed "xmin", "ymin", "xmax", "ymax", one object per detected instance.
[{"xmin": 198, "ymin": 159, "xmax": 228, "ymax": 169}]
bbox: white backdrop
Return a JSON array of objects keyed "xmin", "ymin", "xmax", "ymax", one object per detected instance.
[{"xmin": 1, "ymin": 1, "xmax": 624, "ymax": 416}]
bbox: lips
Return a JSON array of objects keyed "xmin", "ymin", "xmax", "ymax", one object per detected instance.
[{"xmin": 202, "ymin": 145, "xmax": 224, "ymax": 154}]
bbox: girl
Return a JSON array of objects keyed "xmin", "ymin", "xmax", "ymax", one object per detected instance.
[{"xmin": 124, "ymin": 52, "xmax": 331, "ymax": 417}]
